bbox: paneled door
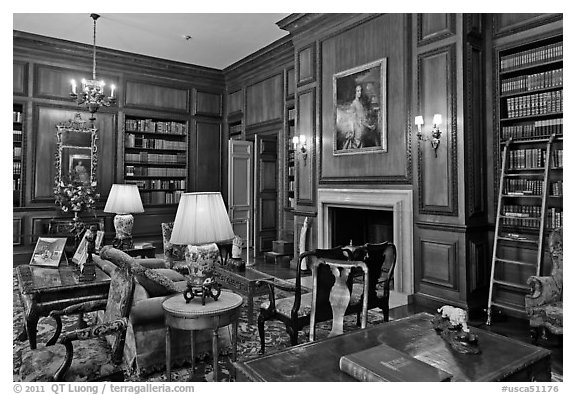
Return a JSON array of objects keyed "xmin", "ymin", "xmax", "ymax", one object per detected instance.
[
  {"xmin": 253, "ymin": 134, "xmax": 278, "ymax": 255},
  {"xmin": 228, "ymin": 140, "xmax": 253, "ymax": 255}
]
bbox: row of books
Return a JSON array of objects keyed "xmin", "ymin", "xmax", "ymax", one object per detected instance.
[
  {"xmin": 125, "ymin": 166, "xmax": 187, "ymax": 177},
  {"xmin": 125, "ymin": 134, "xmax": 187, "ymax": 150},
  {"xmin": 13, "ymin": 111, "xmax": 22, "ymax": 123},
  {"xmin": 126, "ymin": 179, "xmax": 186, "ymax": 190},
  {"xmin": 503, "ymin": 179, "xmax": 543, "ymax": 196},
  {"xmin": 125, "ymin": 152, "xmax": 186, "ymax": 165},
  {"xmin": 550, "ymin": 180, "xmax": 563, "ymax": 197},
  {"xmin": 501, "ymin": 68, "xmax": 562, "ymax": 95},
  {"xmin": 13, "ymin": 130, "xmax": 23, "ymax": 142},
  {"xmin": 125, "ymin": 119, "xmax": 188, "ymax": 135},
  {"xmin": 13, "ymin": 146, "xmax": 22, "ymax": 158},
  {"xmin": 505, "ymin": 90, "xmax": 563, "ymax": 118},
  {"xmin": 13, "ymin": 161, "xmax": 22, "ymax": 175},
  {"xmin": 13, "ymin": 178, "xmax": 21, "ymax": 191},
  {"xmin": 500, "ymin": 42, "xmax": 562, "ymax": 71},
  {"xmin": 229, "ymin": 123, "xmax": 242, "ymax": 135},
  {"xmin": 140, "ymin": 190, "xmax": 183, "ymax": 205},
  {"xmin": 502, "ymin": 205, "xmax": 563, "ymax": 229},
  {"xmin": 500, "ymin": 118, "xmax": 562, "ymax": 140},
  {"xmin": 508, "ymin": 148, "xmax": 563, "ymax": 169}
]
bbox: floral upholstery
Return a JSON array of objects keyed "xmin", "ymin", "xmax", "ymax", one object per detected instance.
[
  {"xmin": 161, "ymin": 222, "xmax": 189, "ymax": 273},
  {"xmin": 261, "ymin": 293, "xmax": 313, "ymax": 318},
  {"xmin": 19, "ymin": 256, "xmax": 135, "ymax": 381},
  {"xmin": 525, "ymin": 228, "xmax": 563, "ymax": 341}
]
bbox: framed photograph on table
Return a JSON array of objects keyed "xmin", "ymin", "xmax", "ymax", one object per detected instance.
[
  {"xmin": 333, "ymin": 58, "xmax": 387, "ymax": 155},
  {"xmin": 30, "ymin": 237, "xmax": 68, "ymax": 267}
]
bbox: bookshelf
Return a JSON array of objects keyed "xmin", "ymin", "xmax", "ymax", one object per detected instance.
[
  {"xmin": 13, "ymin": 103, "xmax": 23, "ymax": 207},
  {"xmin": 123, "ymin": 116, "xmax": 188, "ymax": 205},
  {"xmin": 488, "ymin": 34, "xmax": 563, "ymax": 321},
  {"xmin": 286, "ymin": 106, "xmax": 296, "ymax": 210}
]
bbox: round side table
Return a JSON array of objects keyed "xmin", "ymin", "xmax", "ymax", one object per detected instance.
[{"xmin": 162, "ymin": 290, "xmax": 243, "ymax": 381}]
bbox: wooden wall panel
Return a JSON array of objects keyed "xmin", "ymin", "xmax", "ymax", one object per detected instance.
[
  {"xmin": 297, "ymin": 44, "xmax": 315, "ymax": 85},
  {"xmin": 13, "ymin": 218, "xmax": 23, "ymax": 246},
  {"xmin": 125, "ymin": 80, "xmax": 188, "ymax": 112},
  {"xmin": 286, "ymin": 67, "xmax": 295, "ymax": 97},
  {"xmin": 227, "ymin": 90, "xmax": 243, "ymax": 115},
  {"xmin": 34, "ymin": 64, "xmax": 117, "ymax": 102},
  {"xmin": 245, "ymin": 74, "xmax": 283, "ymax": 126},
  {"xmin": 13, "ymin": 62, "xmax": 27, "ymax": 96},
  {"xmin": 320, "ymin": 14, "xmax": 409, "ymax": 183},
  {"xmin": 420, "ymin": 239, "xmax": 457, "ymax": 289},
  {"xmin": 417, "ymin": 13, "xmax": 456, "ymax": 46},
  {"xmin": 31, "ymin": 106, "xmax": 116, "ymax": 203},
  {"xmin": 417, "ymin": 44, "xmax": 457, "ymax": 215},
  {"xmin": 195, "ymin": 120, "xmax": 222, "ymax": 192},
  {"xmin": 492, "ymin": 13, "xmax": 562, "ymax": 38},
  {"xmin": 195, "ymin": 90, "xmax": 222, "ymax": 117},
  {"xmin": 296, "ymin": 88, "xmax": 315, "ymax": 206}
]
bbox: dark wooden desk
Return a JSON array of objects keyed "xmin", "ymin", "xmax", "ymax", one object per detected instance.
[
  {"xmin": 16, "ymin": 263, "xmax": 110, "ymax": 349},
  {"xmin": 235, "ymin": 312, "xmax": 551, "ymax": 382}
]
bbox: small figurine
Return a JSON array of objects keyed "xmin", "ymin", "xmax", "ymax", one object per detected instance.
[
  {"xmin": 79, "ymin": 225, "xmax": 97, "ymax": 282},
  {"xmin": 228, "ymin": 235, "xmax": 245, "ymax": 271},
  {"xmin": 438, "ymin": 305, "xmax": 470, "ymax": 333},
  {"xmin": 433, "ymin": 305, "xmax": 479, "ymax": 354}
]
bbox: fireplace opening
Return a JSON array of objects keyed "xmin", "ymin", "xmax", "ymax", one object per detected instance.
[{"xmin": 330, "ymin": 207, "xmax": 393, "ymax": 248}]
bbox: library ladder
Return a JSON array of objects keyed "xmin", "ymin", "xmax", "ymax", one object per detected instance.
[{"xmin": 486, "ymin": 134, "xmax": 556, "ymax": 325}]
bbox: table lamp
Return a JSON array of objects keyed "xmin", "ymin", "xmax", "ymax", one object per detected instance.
[
  {"xmin": 170, "ymin": 192, "xmax": 235, "ymax": 304},
  {"xmin": 104, "ymin": 184, "xmax": 144, "ymax": 250}
]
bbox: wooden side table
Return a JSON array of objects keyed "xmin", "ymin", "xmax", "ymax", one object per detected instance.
[{"xmin": 162, "ymin": 290, "xmax": 243, "ymax": 382}]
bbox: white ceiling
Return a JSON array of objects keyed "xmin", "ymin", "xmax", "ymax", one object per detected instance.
[{"xmin": 13, "ymin": 13, "xmax": 291, "ymax": 70}]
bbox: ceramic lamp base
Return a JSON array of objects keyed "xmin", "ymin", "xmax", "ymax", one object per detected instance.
[{"xmin": 113, "ymin": 213, "xmax": 135, "ymax": 250}]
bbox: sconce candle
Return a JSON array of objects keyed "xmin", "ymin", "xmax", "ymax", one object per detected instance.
[{"xmin": 415, "ymin": 113, "xmax": 443, "ymax": 158}]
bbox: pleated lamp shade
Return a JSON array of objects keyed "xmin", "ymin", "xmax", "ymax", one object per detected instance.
[
  {"xmin": 104, "ymin": 184, "xmax": 145, "ymax": 214},
  {"xmin": 170, "ymin": 192, "xmax": 234, "ymax": 245}
]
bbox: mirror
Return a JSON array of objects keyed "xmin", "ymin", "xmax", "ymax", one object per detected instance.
[{"xmin": 55, "ymin": 113, "xmax": 98, "ymax": 187}]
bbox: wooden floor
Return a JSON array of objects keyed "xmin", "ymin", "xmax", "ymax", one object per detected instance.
[{"xmin": 250, "ymin": 254, "xmax": 563, "ymax": 379}]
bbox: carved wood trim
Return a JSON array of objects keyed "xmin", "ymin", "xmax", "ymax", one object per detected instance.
[
  {"xmin": 416, "ymin": 44, "xmax": 458, "ymax": 216},
  {"xmin": 417, "ymin": 13, "xmax": 457, "ymax": 47}
]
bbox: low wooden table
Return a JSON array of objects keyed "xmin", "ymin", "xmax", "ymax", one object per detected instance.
[
  {"xmin": 235, "ymin": 312, "xmax": 551, "ymax": 382},
  {"xmin": 16, "ymin": 263, "xmax": 110, "ymax": 349},
  {"xmin": 162, "ymin": 290, "xmax": 243, "ymax": 382},
  {"xmin": 215, "ymin": 266, "xmax": 274, "ymax": 324}
]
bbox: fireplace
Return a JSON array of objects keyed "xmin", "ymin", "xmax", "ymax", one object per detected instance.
[{"xmin": 317, "ymin": 188, "xmax": 414, "ymax": 294}]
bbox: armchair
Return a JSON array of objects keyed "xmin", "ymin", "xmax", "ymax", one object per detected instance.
[
  {"xmin": 161, "ymin": 222, "xmax": 190, "ymax": 274},
  {"xmin": 525, "ymin": 228, "xmax": 563, "ymax": 344},
  {"xmin": 19, "ymin": 255, "xmax": 135, "ymax": 381}
]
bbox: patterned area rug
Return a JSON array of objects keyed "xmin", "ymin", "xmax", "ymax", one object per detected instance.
[{"xmin": 13, "ymin": 269, "xmax": 386, "ymax": 382}]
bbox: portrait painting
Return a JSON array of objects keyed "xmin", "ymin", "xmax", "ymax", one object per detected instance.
[
  {"xmin": 333, "ymin": 58, "xmax": 387, "ymax": 155},
  {"xmin": 68, "ymin": 153, "xmax": 92, "ymax": 185}
]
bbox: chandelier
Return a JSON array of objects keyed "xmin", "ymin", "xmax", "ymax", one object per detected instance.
[{"xmin": 70, "ymin": 13, "xmax": 116, "ymax": 120}]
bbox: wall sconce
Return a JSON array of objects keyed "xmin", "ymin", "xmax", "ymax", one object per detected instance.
[
  {"xmin": 415, "ymin": 114, "xmax": 442, "ymax": 158},
  {"xmin": 292, "ymin": 134, "xmax": 308, "ymax": 164}
]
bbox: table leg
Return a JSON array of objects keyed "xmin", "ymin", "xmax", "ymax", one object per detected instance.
[
  {"xmin": 232, "ymin": 320, "xmax": 238, "ymax": 362},
  {"xmin": 190, "ymin": 331, "xmax": 195, "ymax": 375},
  {"xmin": 26, "ymin": 312, "xmax": 39, "ymax": 350},
  {"xmin": 212, "ymin": 328, "xmax": 219, "ymax": 382},
  {"xmin": 166, "ymin": 326, "xmax": 171, "ymax": 381},
  {"xmin": 247, "ymin": 288, "xmax": 254, "ymax": 325}
]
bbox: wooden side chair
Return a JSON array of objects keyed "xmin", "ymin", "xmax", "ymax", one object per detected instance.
[
  {"xmin": 257, "ymin": 246, "xmax": 351, "ymax": 354},
  {"xmin": 19, "ymin": 251, "xmax": 135, "ymax": 381},
  {"xmin": 309, "ymin": 256, "xmax": 369, "ymax": 341}
]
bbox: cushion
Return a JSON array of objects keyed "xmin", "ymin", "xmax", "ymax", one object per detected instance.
[
  {"xmin": 20, "ymin": 337, "xmax": 123, "ymax": 382},
  {"xmin": 261, "ymin": 293, "xmax": 313, "ymax": 318},
  {"xmin": 134, "ymin": 268, "xmax": 185, "ymax": 297}
]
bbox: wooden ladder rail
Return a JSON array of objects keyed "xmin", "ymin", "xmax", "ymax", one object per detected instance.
[
  {"xmin": 535, "ymin": 133, "xmax": 556, "ymax": 276},
  {"xmin": 486, "ymin": 137, "xmax": 512, "ymax": 325}
]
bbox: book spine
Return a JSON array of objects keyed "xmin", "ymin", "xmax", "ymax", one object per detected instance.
[{"xmin": 339, "ymin": 357, "xmax": 389, "ymax": 382}]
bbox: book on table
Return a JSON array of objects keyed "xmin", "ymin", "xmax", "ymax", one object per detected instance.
[{"xmin": 339, "ymin": 343, "xmax": 452, "ymax": 382}]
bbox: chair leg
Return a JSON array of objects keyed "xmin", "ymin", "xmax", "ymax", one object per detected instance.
[
  {"xmin": 287, "ymin": 326, "xmax": 298, "ymax": 346},
  {"xmin": 257, "ymin": 314, "xmax": 266, "ymax": 354},
  {"xmin": 382, "ymin": 304, "xmax": 390, "ymax": 322}
]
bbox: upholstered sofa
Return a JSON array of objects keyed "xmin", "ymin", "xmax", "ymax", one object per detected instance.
[{"xmin": 93, "ymin": 246, "xmax": 231, "ymax": 376}]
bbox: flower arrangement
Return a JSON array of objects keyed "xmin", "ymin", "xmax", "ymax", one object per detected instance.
[{"xmin": 54, "ymin": 182, "xmax": 100, "ymax": 215}]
